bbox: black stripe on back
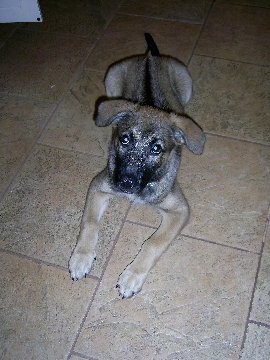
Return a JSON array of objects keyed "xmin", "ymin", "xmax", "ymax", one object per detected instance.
[{"xmin": 143, "ymin": 57, "xmax": 155, "ymax": 106}]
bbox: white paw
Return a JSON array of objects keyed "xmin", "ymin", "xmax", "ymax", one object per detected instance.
[
  {"xmin": 69, "ymin": 251, "xmax": 96, "ymax": 280},
  {"xmin": 116, "ymin": 267, "xmax": 147, "ymax": 299}
]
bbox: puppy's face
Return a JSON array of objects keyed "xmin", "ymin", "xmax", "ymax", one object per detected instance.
[
  {"xmin": 95, "ymin": 99, "xmax": 205, "ymax": 198},
  {"xmin": 108, "ymin": 117, "xmax": 177, "ymax": 195}
]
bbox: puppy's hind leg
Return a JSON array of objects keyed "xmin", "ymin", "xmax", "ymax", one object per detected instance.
[{"xmin": 69, "ymin": 185, "xmax": 112, "ymax": 280}]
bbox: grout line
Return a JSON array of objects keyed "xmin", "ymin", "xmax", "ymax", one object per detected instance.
[
  {"xmin": 117, "ymin": 11, "xmax": 205, "ymax": 25},
  {"xmin": 0, "ymin": 247, "xmax": 99, "ymax": 281},
  {"xmin": 249, "ymin": 320, "xmax": 270, "ymax": 329},
  {"xmin": 182, "ymin": 233, "xmax": 261, "ymax": 255},
  {"xmin": 75, "ymin": 66, "xmax": 107, "ymax": 73},
  {"xmin": 204, "ymin": 131, "xmax": 270, "ymax": 148},
  {"xmin": 187, "ymin": 0, "xmax": 215, "ymax": 66},
  {"xmin": 17, "ymin": 26, "xmax": 102, "ymax": 40},
  {"xmin": 67, "ymin": 202, "xmax": 132, "ymax": 360},
  {"xmin": 0, "ymin": 91, "xmax": 56, "ymax": 103},
  {"xmin": 262, "ymin": 206, "xmax": 270, "ymax": 245},
  {"xmin": 240, "ymin": 242, "xmax": 265, "ymax": 355},
  {"xmin": 69, "ymin": 67, "xmax": 104, "ymax": 75},
  {"xmin": 69, "ymin": 350, "xmax": 94, "ymax": 360},
  {"xmin": 216, "ymin": 2, "xmax": 270, "ymax": 10},
  {"xmin": 125, "ymin": 219, "xmax": 261, "ymax": 255},
  {"xmin": 191, "ymin": 52, "xmax": 270, "ymax": 68},
  {"xmin": 35, "ymin": 141, "xmax": 107, "ymax": 160},
  {"xmin": 126, "ymin": 219, "xmax": 158, "ymax": 230},
  {"xmin": 240, "ymin": 201, "xmax": 270, "ymax": 353}
]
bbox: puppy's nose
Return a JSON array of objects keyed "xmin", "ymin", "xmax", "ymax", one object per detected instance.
[{"xmin": 120, "ymin": 176, "xmax": 135, "ymax": 193}]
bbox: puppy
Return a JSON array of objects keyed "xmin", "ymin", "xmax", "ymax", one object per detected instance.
[{"xmin": 69, "ymin": 33, "xmax": 205, "ymax": 298}]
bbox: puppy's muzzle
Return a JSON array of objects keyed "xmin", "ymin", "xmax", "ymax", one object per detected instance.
[
  {"xmin": 114, "ymin": 161, "xmax": 145, "ymax": 194},
  {"xmin": 118, "ymin": 174, "xmax": 138, "ymax": 194}
]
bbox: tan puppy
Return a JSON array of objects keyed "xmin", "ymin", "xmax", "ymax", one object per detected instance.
[{"xmin": 69, "ymin": 34, "xmax": 205, "ymax": 298}]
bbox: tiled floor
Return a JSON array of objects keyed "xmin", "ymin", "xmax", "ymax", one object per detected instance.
[{"xmin": 0, "ymin": 0, "xmax": 269, "ymax": 359}]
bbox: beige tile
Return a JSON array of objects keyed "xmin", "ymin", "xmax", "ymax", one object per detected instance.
[
  {"xmin": 39, "ymin": 70, "xmax": 111, "ymax": 156},
  {"xmin": 74, "ymin": 223, "xmax": 258, "ymax": 359},
  {"xmin": 186, "ymin": 56, "xmax": 270, "ymax": 144},
  {"xmin": 0, "ymin": 95, "xmax": 54, "ymax": 196},
  {"xmin": 85, "ymin": 14, "xmax": 201, "ymax": 71},
  {"xmin": 70, "ymin": 69, "xmax": 105, "ymax": 113},
  {"xmin": 0, "ymin": 251, "xmax": 97, "ymax": 360},
  {"xmin": 120, "ymin": 0, "xmax": 211, "ymax": 23},
  {"xmin": 0, "ymin": 145, "xmax": 129, "ymax": 277},
  {"xmin": 0, "ymin": 30, "xmax": 90, "ymax": 101},
  {"xmin": 0, "ymin": 23, "xmax": 17, "ymax": 48},
  {"xmin": 250, "ymin": 227, "xmax": 270, "ymax": 325},
  {"xmin": 126, "ymin": 135, "xmax": 270, "ymax": 252},
  {"xmin": 241, "ymin": 323, "xmax": 270, "ymax": 359},
  {"xmin": 25, "ymin": 0, "xmax": 117, "ymax": 38},
  {"xmin": 181, "ymin": 135, "xmax": 270, "ymax": 252},
  {"xmin": 127, "ymin": 203, "xmax": 161, "ymax": 228},
  {"xmin": 195, "ymin": 3, "xmax": 270, "ymax": 65}
]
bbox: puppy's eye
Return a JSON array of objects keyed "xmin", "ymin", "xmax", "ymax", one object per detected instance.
[
  {"xmin": 119, "ymin": 134, "xmax": 130, "ymax": 146},
  {"xmin": 151, "ymin": 143, "xmax": 163, "ymax": 155}
]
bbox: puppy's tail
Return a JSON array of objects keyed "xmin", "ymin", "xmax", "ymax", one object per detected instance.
[{"xmin": 144, "ymin": 33, "xmax": 160, "ymax": 56}]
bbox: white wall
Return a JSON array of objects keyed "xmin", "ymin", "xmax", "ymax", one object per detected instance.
[{"xmin": 0, "ymin": 0, "xmax": 42, "ymax": 23}]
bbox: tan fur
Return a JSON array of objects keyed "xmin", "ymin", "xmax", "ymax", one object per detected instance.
[{"xmin": 69, "ymin": 38, "xmax": 205, "ymax": 298}]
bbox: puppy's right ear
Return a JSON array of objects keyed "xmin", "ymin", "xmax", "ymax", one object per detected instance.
[{"xmin": 94, "ymin": 99, "xmax": 138, "ymax": 127}]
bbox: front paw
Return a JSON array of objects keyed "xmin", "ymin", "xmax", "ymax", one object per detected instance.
[
  {"xmin": 69, "ymin": 250, "xmax": 96, "ymax": 281},
  {"xmin": 116, "ymin": 266, "xmax": 147, "ymax": 299}
]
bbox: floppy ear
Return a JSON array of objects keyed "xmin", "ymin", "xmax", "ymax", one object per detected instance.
[
  {"xmin": 94, "ymin": 99, "xmax": 138, "ymax": 127},
  {"xmin": 170, "ymin": 113, "xmax": 206, "ymax": 155}
]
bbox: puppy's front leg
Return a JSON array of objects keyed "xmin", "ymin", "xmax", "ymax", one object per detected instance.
[
  {"xmin": 117, "ymin": 190, "xmax": 190, "ymax": 298},
  {"xmin": 69, "ymin": 184, "xmax": 112, "ymax": 280}
]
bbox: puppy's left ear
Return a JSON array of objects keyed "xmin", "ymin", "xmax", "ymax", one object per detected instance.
[
  {"xmin": 94, "ymin": 99, "xmax": 138, "ymax": 127},
  {"xmin": 170, "ymin": 113, "xmax": 206, "ymax": 155}
]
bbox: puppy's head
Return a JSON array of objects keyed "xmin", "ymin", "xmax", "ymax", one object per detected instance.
[{"xmin": 95, "ymin": 99, "xmax": 205, "ymax": 196}]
